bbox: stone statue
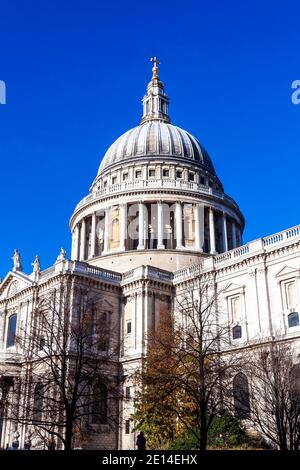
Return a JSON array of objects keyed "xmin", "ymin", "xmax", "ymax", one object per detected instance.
[
  {"xmin": 56, "ymin": 247, "xmax": 66, "ymax": 263},
  {"xmin": 12, "ymin": 249, "xmax": 22, "ymax": 273},
  {"xmin": 24, "ymin": 433, "xmax": 32, "ymax": 450},
  {"xmin": 11, "ymin": 430, "xmax": 20, "ymax": 450},
  {"xmin": 32, "ymin": 255, "xmax": 41, "ymax": 274}
]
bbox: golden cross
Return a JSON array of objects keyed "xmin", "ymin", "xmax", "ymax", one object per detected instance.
[{"xmin": 150, "ymin": 56, "xmax": 160, "ymax": 77}]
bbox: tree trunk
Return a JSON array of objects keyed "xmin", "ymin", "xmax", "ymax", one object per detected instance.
[
  {"xmin": 64, "ymin": 420, "xmax": 73, "ymax": 451},
  {"xmin": 199, "ymin": 402, "xmax": 207, "ymax": 451}
]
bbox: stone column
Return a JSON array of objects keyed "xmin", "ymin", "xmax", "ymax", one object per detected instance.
[
  {"xmin": 91, "ymin": 212, "xmax": 96, "ymax": 258},
  {"xmin": 209, "ymin": 207, "xmax": 217, "ymax": 254},
  {"xmin": 232, "ymin": 221, "xmax": 237, "ymax": 249},
  {"xmin": 0, "ymin": 312, "xmax": 4, "ymax": 349},
  {"xmin": 194, "ymin": 204, "xmax": 204, "ymax": 251},
  {"xmin": 103, "ymin": 209, "xmax": 109, "ymax": 254},
  {"xmin": 239, "ymin": 228, "xmax": 243, "ymax": 246},
  {"xmin": 120, "ymin": 203, "xmax": 127, "ymax": 251},
  {"xmin": 79, "ymin": 219, "xmax": 86, "ymax": 261},
  {"xmin": 138, "ymin": 202, "xmax": 145, "ymax": 250},
  {"xmin": 72, "ymin": 224, "xmax": 80, "ymax": 260},
  {"xmin": 175, "ymin": 202, "xmax": 183, "ymax": 249},
  {"xmin": 222, "ymin": 213, "xmax": 228, "ymax": 252},
  {"xmin": 157, "ymin": 201, "xmax": 165, "ymax": 249}
]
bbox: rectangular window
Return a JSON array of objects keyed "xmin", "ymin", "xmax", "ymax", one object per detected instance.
[
  {"xmin": 163, "ymin": 169, "xmax": 169, "ymax": 177},
  {"xmin": 288, "ymin": 312, "xmax": 299, "ymax": 328},
  {"xmin": 97, "ymin": 311, "xmax": 111, "ymax": 351},
  {"xmin": 125, "ymin": 420, "xmax": 130, "ymax": 434},
  {"xmin": 103, "ymin": 180, "xmax": 107, "ymax": 188},
  {"xmin": 125, "ymin": 386, "xmax": 131, "ymax": 399},
  {"xmin": 188, "ymin": 172, "xmax": 195, "ymax": 181},
  {"xmin": 149, "ymin": 169, "xmax": 155, "ymax": 177},
  {"xmin": 176, "ymin": 170, "xmax": 183, "ymax": 179},
  {"xmin": 6, "ymin": 314, "xmax": 17, "ymax": 348},
  {"xmin": 135, "ymin": 170, "xmax": 142, "ymax": 179},
  {"xmin": 112, "ymin": 176, "xmax": 117, "ymax": 185},
  {"xmin": 123, "ymin": 173, "xmax": 128, "ymax": 181},
  {"xmin": 200, "ymin": 176, "xmax": 205, "ymax": 185},
  {"xmin": 126, "ymin": 321, "xmax": 132, "ymax": 334}
]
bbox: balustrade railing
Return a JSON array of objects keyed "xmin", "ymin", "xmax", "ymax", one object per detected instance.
[{"xmin": 74, "ymin": 179, "xmax": 236, "ymax": 211}]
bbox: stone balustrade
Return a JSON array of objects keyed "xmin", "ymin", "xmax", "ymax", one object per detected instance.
[
  {"xmin": 174, "ymin": 224, "xmax": 300, "ymax": 282},
  {"xmin": 71, "ymin": 261, "xmax": 122, "ymax": 283},
  {"xmin": 74, "ymin": 179, "xmax": 238, "ymax": 212},
  {"xmin": 121, "ymin": 265, "xmax": 173, "ymax": 284}
]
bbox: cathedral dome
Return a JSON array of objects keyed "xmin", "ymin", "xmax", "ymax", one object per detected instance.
[
  {"xmin": 70, "ymin": 58, "xmax": 245, "ymax": 273},
  {"xmin": 98, "ymin": 121, "xmax": 215, "ymax": 174}
]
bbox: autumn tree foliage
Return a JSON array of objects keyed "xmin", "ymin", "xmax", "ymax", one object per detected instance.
[
  {"xmin": 133, "ymin": 272, "xmax": 241, "ymax": 450},
  {"xmin": 132, "ymin": 309, "xmax": 180, "ymax": 449}
]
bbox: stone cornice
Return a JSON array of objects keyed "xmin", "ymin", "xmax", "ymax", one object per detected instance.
[{"xmin": 70, "ymin": 187, "xmax": 244, "ymax": 230}]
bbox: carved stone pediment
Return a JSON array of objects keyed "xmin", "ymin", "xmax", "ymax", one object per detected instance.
[
  {"xmin": 275, "ymin": 265, "xmax": 300, "ymax": 279},
  {"xmin": 223, "ymin": 282, "xmax": 245, "ymax": 297},
  {"xmin": 0, "ymin": 272, "xmax": 33, "ymax": 300}
]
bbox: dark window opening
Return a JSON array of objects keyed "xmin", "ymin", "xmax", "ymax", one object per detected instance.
[
  {"xmin": 288, "ymin": 312, "xmax": 299, "ymax": 328},
  {"xmin": 126, "ymin": 387, "xmax": 131, "ymax": 399},
  {"xmin": 176, "ymin": 170, "xmax": 183, "ymax": 179},
  {"xmin": 33, "ymin": 382, "xmax": 43, "ymax": 423},
  {"xmin": 39, "ymin": 337, "xmax": 45, "ymax": 350},
  {"xmin": 232, "ymin": 325, "xmax": 242, "ymax": 339},
  {"xmin": 92, "ymin": 382, "xmax": 108, "ymax": 425},
  {"xmin": 149, "ymin": 169, "xmax": 155, "ymax": 178},
  {"xmin": 163, "ymin": 169, "xmax": 169, "ymax": 177},
  {"xmin": 127, "ymin": 321, "xmax": 132, "ymax": 334},
  {"xmin": 233, "ymin": 372, "xmax": 250, "ymax": 419},
  {"xmin": 125, "ymin": 420, "xmax": 130, "ymax": 434},
  {"xmin": 6, "ymin": 314, "xmax": 17, "ymax": 348}
]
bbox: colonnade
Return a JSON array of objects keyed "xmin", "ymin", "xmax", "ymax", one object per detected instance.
[{"xmin": 71, "ymin": 202, "xmax": 241, "ymax": 261}]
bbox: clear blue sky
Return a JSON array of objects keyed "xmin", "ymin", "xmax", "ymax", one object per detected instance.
[{"xmin": 1, "ymin": 0, "xmax": 300, "ymax": 278}]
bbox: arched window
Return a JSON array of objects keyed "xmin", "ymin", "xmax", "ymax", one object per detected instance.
[
  {"xmin": 92, "ymin": 382, "xmax": 108, "ymax": 424},
  {"xmin": 288, "ymin": 312, "xmax": 299, "ymax": 328},
  {"xmin": 233, "ymin": 372, "xmax": 250, "ymax": 419},
  {"xmin": 232, "ymin": 325, "xmax": 242, "ymax": 339},
  {"xmin": 6, "ymin": 314, "xmax": 17, "ymax": 347},
  {"xmin": 33, "ymin": 382, "xmax": 43, "ymax": 423}
]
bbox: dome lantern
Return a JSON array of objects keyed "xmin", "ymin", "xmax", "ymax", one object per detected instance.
[{"xmin": 141, "ymin": 57, "xmax": 170, "ymax": 124}]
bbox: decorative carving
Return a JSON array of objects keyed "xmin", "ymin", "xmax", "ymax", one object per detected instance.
[
  {"xmin": 248, "ymin": 268, "xmax": 256, "ymax": 277},
  {"xmin": 7, "ymin": 280, "xmax": 20, "ymax": 297}
]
